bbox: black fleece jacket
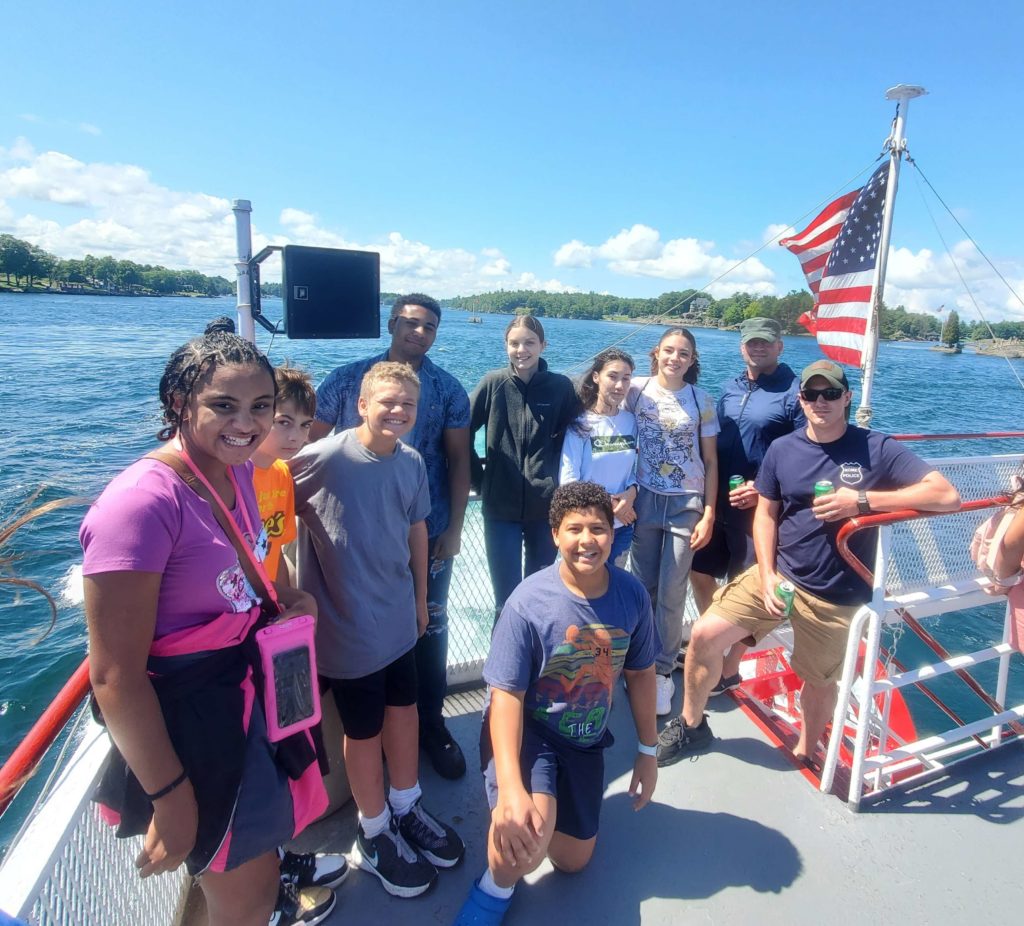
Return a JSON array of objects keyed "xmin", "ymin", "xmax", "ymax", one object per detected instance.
[{"xmin": 470, "ymin": 358, "xmax": 579, "ymax": 521}]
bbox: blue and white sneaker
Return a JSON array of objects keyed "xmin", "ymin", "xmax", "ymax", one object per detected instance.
[{"xmin": 452, "ymin": 878, "xmax": 512, "ymax": 925}]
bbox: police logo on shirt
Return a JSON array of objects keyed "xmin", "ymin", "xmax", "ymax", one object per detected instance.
[{"xmin": 839, "ymin": 462, "xmax": 865, "ymax": 485}]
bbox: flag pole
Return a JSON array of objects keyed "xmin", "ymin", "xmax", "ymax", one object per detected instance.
[{"xmin": 855, "ymin": 84, "xmax": 927, "ymax": 428}]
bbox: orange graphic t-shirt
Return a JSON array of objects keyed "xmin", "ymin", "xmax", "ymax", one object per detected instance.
[{"xmin": 252, "ymin": 459, "xmax": 296, "ymax": 582}]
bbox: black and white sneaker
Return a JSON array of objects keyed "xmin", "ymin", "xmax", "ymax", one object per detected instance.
[
  {"xmin": 280, "ymin": 848, "xmax": 350, "ymax": 889},
  {"xmin": 395, "ymin": 798, "xmax": 465, "ymax": 868},
  {"xmin": 269, "ymin": 881, "xmax": 336, "ymax": 926},
  {"xmin": 351, "ymin": 816, "xmax": 438, "ymax": 898},
  {"xmin": 656, "ymin": 715, "xmax": 714, "ymax": 767}
]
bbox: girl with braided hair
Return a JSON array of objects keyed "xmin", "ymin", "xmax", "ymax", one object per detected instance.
[{"xmin": 80, "ymin": 327, "xmax": 338, "ymax": 926}]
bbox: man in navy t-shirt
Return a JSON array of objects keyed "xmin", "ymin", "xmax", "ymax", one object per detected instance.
[{"xmin": 658, "ymin": 359, "xmax": 960, "ymax": 767}]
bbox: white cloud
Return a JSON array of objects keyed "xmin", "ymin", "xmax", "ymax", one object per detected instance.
[
  {"xmin": 763, "ymin": 223, "xmax": 795, "ymax": 244},
  {"xmin": 78, "ymin": 123, "xmax": 102, "ymax": 136},
  {"xmin": 553, "ymin": 239, "xmax": 593, "ymax": 269},
  {"xmin": 0, "ymin": 140, "xmax": 577, "ymax": 295},
  {"xmin": 883, "ymin": 242, "xmax": 1024, "ymax": 320},
  {"xmin": 554, "ymin": 223, "xmax": 775, "ymax": 296},
  {"xmin": 512, "ymin": 272, "xmax": 579, "ymax": 294}
]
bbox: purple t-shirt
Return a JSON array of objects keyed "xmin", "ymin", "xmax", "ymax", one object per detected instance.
[{"xmin": 80, "ymin": 458, "xmax": 268, "ymax": 639}]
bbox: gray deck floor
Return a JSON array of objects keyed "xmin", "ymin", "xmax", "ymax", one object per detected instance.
[{"xmin": 286, "ymin": 679, "xmax": 1024, "ymax": 926}]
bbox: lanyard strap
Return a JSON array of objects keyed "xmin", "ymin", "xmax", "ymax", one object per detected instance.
[{"xmin": 149, "ymin": 444, "xmax": 281, "ymax": 614}]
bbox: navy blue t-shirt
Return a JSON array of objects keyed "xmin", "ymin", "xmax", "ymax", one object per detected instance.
[
  {"xmin": 755, "ymin": 427, "xmax": 933, "ymax": 604},
  {"xmin": 484, "ymin": 563, "xmax": 657, "ymax": 749}
]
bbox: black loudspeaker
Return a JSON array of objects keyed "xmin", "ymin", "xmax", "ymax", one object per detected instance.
[{"xmin": 282, "ymin": 245, "xmax": 381, "ymax": 339}]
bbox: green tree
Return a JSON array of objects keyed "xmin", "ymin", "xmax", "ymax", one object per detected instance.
[
  {"xmin": 0, "ymin": 234, "xmax": 32, "ymax": 285},
  {"xmin": 940, "ymin": 309, "xmax": 962, "ymax": 347}
]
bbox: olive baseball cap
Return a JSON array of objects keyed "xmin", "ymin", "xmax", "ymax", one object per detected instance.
[
  {"xmin": 739, "ymin": 317, "xmax": 783, "ymax": 344},
  {"xmin": 800, "ymin": 359, "xmax": 849, "ymax": 390}
]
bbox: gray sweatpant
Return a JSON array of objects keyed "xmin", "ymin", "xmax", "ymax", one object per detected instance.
[{"xmin": 629, "ymin": 488, "xmax": 703, "ymax": 676}]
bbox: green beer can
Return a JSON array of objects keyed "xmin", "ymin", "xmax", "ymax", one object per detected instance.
[
  {"xmin": 813, "ymin": 480, "xmax": 834, "ymax": 498},
  {"xmin": 729, "ymin": 475, "xmax": 745, "ymax": 491},
  {"xmin": 776, "ymin": 580, "xmax": 796, "ymax": 616}
]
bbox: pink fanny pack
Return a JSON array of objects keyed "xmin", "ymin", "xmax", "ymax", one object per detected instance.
[{"xmin": 256, "ymin": 615, "xmax": 322, "ymax": 741}]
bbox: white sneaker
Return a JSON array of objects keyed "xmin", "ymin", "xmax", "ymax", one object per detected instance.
[{"xmin": 655, "ymin": 674, "xmax": 675, "ymax": 716}]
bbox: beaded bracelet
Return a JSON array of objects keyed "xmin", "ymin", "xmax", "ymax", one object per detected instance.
[{"xmin": 144, "ymin": 769, "xmax": 188, "ymax": 802}]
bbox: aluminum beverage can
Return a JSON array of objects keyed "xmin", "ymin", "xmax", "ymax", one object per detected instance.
[
  {"xmin": 776, "ymin": 580, "xmax": 796, "ymax": 616},
  {"xmin": 813, "ymin": 480, "xmax": 834, "ymax": 498},
  {"xmin": 729, "ymin": 475, "xmax": 745, "ymax": 491}
]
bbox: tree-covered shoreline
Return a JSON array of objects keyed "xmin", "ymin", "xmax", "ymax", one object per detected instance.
[
  {"xmin": 0, "ymin": 235, "xmax": 233, "ymax": 297},
  {"xmin": 447, "ymin": 288, "xmax": 1024, "ymax": 342}
]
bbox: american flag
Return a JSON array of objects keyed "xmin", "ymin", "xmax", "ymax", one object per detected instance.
[{"xmin": 780, "ymin": 162, "xmax": 890, "ymax": 366}]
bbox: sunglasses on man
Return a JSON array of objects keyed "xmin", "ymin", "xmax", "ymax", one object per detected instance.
[{"xmin": 799, "ymin": 386, "xmax": 845, "ymax": 402}]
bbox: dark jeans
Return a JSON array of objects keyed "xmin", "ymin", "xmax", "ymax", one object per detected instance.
[
  {"xmin": 416, "ymin": 554, "xmax": 453, "ymax": 738},
  {"xmin": 483, "ymin": 518, "xmax": 558, "ymax": 614}
]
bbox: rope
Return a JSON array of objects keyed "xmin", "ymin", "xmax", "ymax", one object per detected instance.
[
  {"xmin": 908, "ymin": 158, "xmax": 1024, "ymax": 314},
  {"xmin": 6, "ymin": 700, "xmax": 91, "ymax": 851},
  {"xmin": 906, "ymin": 157, "xmax": 1024, "ymax": 392},
  {"xmin": 562, "ymin": 159, "xmax": 885, "ymax": 375}
]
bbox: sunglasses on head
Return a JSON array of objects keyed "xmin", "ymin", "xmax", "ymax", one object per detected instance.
[{"xmin": 800, "ymin": 386, "xmax": 845, "ymax": 402}]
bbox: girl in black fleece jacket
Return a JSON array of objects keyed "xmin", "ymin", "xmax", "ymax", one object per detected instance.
[{"xmin": 469, "ymin": 316, "xmax": 579, "ymax": 612}]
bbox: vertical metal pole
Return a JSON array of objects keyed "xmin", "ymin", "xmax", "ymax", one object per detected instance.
[
  {"xmin": 856, "ymin": 85, "xmax": 927, "ymax": 429},
  {"xmin": 232, "ymin": 199, "xmax": 255, "ymax": 344}
]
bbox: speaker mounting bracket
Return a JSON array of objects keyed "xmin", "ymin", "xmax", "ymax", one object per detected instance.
[{"xmin": 248, "ymin": 246, "xmax": 284, "ymax": 334}]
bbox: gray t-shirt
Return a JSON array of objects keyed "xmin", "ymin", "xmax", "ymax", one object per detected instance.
[{"xmin": 289, "ymin": 428, "xmax": 431, "ymax": 679}]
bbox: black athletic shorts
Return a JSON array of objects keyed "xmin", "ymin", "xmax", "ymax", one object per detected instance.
[
  {"xmin": 321, "ymin": 646, "xmax": 418, "ymax": 740},
  {"xmin": 690, "ymin": 511, "xmax": 756, "ymax": 580}
]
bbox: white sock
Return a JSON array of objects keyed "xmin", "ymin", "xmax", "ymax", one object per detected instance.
[
  {"xmin": 479, "ymin": 868, "xmax": 514, "ymax": 900},
  {"xmin": 359, "ymin": 805, "xmax": 391, "ymax": 839},
  {"xmin": 389, "ymin": 782, "xmax": 422, "ymax": 817}
]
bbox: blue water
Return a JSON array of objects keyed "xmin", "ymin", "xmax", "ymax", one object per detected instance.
[{"xmin": 1, "ymin": 292, "xmax": 1023, "ymax": 847}]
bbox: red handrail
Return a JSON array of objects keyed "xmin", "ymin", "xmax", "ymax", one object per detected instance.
[
  {"xmin": 0, "ymin": 657, "xmax": 91, "ymax": 817},
  {"xmin": 836, "ymin": 497, "xmax": 1024, "ymax": 736},
  {"xmin": 835, "ymin": 496, "xmax": 1010, "ymax": 585}
]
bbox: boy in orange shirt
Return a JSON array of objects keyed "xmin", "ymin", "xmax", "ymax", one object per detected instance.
[{"xmin": 252, "ymin": 366, "xmax": 317, "ymax": 583}]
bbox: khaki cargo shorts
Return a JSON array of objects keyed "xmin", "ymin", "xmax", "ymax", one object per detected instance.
[{"xmin": 709, "ymin": 565, "xmax": 861, "ymax": 685}]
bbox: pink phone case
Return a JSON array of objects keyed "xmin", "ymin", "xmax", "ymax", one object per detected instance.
[{"xmin": 255, "ymin": 615, "xmax": 321, "ymax": 742}]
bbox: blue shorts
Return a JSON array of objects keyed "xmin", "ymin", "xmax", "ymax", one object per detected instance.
[{"xmin": 482, "ymin": 720, "xmax": 609, "ymax": 840}]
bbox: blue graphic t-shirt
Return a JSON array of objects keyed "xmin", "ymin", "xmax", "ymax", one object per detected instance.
[
  {"xmin": 484, "ymin": 563, "xmax": 657, "ymax": 749},
  {"xmin": 315, "ymin": 351, "xmax": 471, "ymax": 539}
]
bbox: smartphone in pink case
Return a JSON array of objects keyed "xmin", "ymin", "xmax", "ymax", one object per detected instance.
[{"xmin": 255, "ymin": 615, "xmax": 321, "ymax": 742}]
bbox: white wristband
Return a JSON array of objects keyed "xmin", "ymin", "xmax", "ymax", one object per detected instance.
[{"xmin": 637, "ymin": 742, "xmax": 658, "ymax": 757}]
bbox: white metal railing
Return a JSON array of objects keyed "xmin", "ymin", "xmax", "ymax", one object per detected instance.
[
  {"xmin": 820, "ymin": 454, "xmax": 1024, "ymax": 810},
  {"xmin": 0, "ymin": 721, "xmax": 190, "ymax": 925}
]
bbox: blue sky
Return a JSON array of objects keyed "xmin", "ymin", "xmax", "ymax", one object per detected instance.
[{"xmin": 3, "ymin": 1, "xmax": 1024, "ymax": 317}]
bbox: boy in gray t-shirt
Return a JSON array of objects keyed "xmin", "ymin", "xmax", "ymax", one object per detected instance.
[{"xmin": 290, "ymin": 361, "xmax": 464, "ymax": 899}]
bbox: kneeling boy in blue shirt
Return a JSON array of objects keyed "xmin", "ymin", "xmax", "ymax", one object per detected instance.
[{"xmin": 455, "ymin": 481, "xmax": 659, "ymax": 924}]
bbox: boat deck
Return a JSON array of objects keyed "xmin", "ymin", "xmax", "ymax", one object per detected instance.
[{"xmin": 263, "ymin": 679, "xmax": 1024, "ymax": 926}]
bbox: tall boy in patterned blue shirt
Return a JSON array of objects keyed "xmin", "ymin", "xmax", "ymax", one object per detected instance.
[{"xmin": 309, "ymin": 293, "xmax": 472, "ymax": 780}]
